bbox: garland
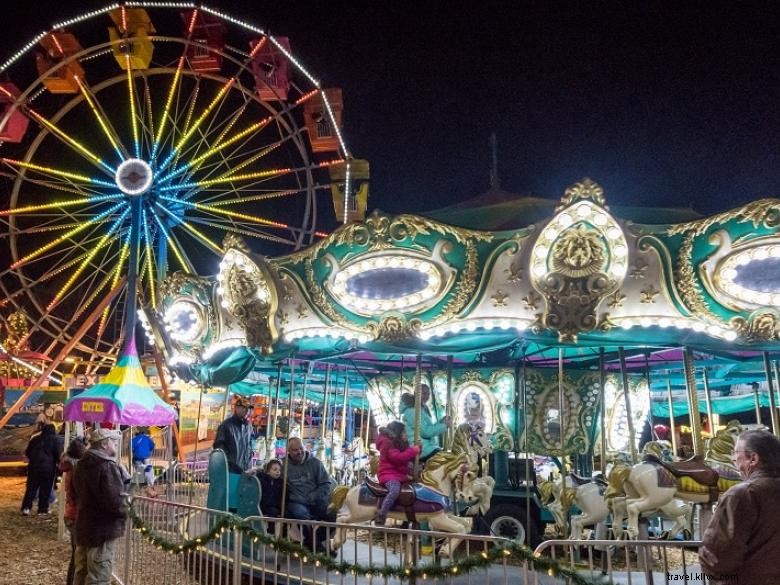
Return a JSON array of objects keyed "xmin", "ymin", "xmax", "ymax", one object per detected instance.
[{"xmin": 127, "ymin": 500, "xmax": 607, "ymax": 584}]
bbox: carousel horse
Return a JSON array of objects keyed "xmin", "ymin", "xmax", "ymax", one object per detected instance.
[
  {"xmin": 705, "ymin": 420, "xmax": 743, "ymax": 493},
  {"xmin": 328, "ymin": 451, "xmax": 477, "ymax": 556},
  {"xmin": 338, "ymin": 436, "xmax": 371, "ymax": 486},
  {"xmin": 450, "ymin": 423, "xmax": 495, "ymax": 515}
]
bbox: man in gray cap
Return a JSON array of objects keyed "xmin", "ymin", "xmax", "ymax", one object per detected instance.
[{"xmin": 72, "ymin": 427, "xmax": 128, "ymax": 585}]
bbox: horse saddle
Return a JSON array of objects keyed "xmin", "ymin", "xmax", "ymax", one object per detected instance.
[
  {"xmin": 364, "ymin": 477, "xmax": 416, "ymax": 507},
  {"xmin": 646, "ymin": 454, "xmax": 719, "ymax": 489}
]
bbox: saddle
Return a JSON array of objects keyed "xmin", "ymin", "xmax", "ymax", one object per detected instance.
[
  {"xmin": 364, "ymin": 477, "xmax": 417, "ymax": 523},
  {"xmin": 645, "ymin": 454, "xmax": 719, "ymax": 501}
]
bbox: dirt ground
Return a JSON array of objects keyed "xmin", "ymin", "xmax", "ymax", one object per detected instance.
[{"xmin": 0, "ymin": 473, "xmax": 71, "ymax": 585}]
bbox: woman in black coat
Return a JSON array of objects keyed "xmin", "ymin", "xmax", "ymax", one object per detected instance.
[{"xmin": 21, "ymin": 423, "xmax": 62, "ymax": 516}]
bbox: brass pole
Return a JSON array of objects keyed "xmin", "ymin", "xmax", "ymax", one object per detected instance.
[
  {"xmin": 299, "ymin": 362, "xmax": 309, "ymax": 442},
  {"xmin": 667, "ymin": 379, "xmax": 678, "ymax": 458},
  {"xmin": 558, "ymin": 348, "xmax": 566, "ymax": 458},
  {"xmin": 763, "ymin": 353, "xmax": 780, "ymax": 435},
  {"xmin": 340, "ymin": 376, "xmax": 350, "ymax": 446},
  {"xmin": 753, "ymin": 381, "xmax": 763, "ymax": 426},
  {"xmin": 280, "ymin": 358, "xmax": 296, "ymax": 518},
  {"xmin": 702, "ymin": 369, "xmax": 715, "ymax": 438},
  {"xmin": 319, "ymin": 365, "xmax": 332, "ymax": 440},
  {"xmin": 618, "ymin": 347, "xmax": 638, "ymax": 464},
  {"xmin": 445, "ymin": 355, "xmax": 454, "ymax": 449},
  {"xmin": 682, "ymin": 348, "xmax": 704, "ymax": 456},
  {"xmin": 413, "ymin": 355, "xmax": 423, "ymax": 471},
  {"xmin": 268, "ymin": 363, "xmax": 283, "ymax": 456},
  {"xmin": 599, "ymin": 348, "xmax": 608, "ymax": 473},
  {"xmin": 329, "ymin": 369, "xmax": 340, "ymax": 474}
]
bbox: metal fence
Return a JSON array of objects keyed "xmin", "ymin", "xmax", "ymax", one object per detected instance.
[
  {"xmin": 533, "ymin": 539, "xmax": 706, "ymax": 585},
  {"xmin": 116, "ymin": 496, "xmax": 711, "ymax": 585}
]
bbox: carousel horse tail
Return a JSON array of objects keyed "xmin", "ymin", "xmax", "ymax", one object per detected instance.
[{"xmin": 328, "ymin": 484, "xmax": 350, "ymax": 514}]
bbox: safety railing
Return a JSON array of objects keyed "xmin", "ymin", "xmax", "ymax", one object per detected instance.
[{"xmin": 534, "ymin": 538, "xmax": 706, "ymax": 585}]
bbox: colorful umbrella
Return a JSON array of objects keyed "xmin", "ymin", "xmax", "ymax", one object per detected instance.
[{"xmin": 64, "ymin": 338, "xmax": 176, "ymax": 425}]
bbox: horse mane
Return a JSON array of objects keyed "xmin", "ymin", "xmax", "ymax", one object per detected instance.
[
  {"xmin": 707, "ymin": 420, "xmax": 742, "ymax": 461},
  {"xmin": 420, "ymin": 451, "xmax": 466, "ymax": 488},
  {"xmin": 450, "ymin": 424, "xmax": 471, "ymax": 455}
]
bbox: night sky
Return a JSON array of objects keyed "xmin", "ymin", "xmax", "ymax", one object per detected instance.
[{"xmin": 7, "ymin": 1, "xmax": 780, "ymax": 217}]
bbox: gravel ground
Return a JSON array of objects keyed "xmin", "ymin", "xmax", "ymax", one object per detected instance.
[{"xmin": 0, "ymin": 474, "xmax": 71, "ymax": 585}]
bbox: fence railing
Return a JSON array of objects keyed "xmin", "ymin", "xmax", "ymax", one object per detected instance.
[{"xmin": 534, "ymin": 538, "xmax": 706, "ymax": 585}]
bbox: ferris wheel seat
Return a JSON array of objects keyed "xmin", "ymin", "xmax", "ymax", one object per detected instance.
[
  {"xmin": 36, "ymin": 33, "xmax": 85, "ymax": 94},
  {"xmin": 0, "ymin": 83, "xmax": 29, "ymax": 143},
  {"xmin": 251, "ymin": 37, "xmax": 291, "ymax": 101},
  {"xmin": 305, "ymin": 88, "xmax": 343, "ymax": 153},
  {"xmin": 109, "ymin": 8, "xmax": 154, "ymax": 70},
  {"xmin": 181, "ymin": 10, "xmax": 225, "ymax": 73}
]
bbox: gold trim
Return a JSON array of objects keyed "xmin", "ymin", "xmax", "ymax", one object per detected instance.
[
  {"xmin": 556, "ymin": 178, "xmax": 607, "ymax": 212},
  {"xmin": 667, "ymin": 198, "xmax": 780, "ymax": 237}
]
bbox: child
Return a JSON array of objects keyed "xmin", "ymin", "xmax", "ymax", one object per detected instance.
[
  {"xmin": 131, "ymin": 427, "xmax": 156, "ymax": 486},
  {"xmin": 256, "ymin": 458, "xmax": 284, "ymax": 519},
  {"xmin": 375, "ymin": 421, "xmax": 420, "ymax": 525}
]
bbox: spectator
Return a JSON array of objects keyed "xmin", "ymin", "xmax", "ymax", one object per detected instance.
[
  {"xmin": 399, "ymin": 384, "xmax": 450, "ymax": 464},
  {"xmin": 131, "ymin": 427, "xmax": 156, "ymax": 485},
  {"xmin": 284, "ymin": 437, "xmax": 335, "ymax": 553},
  {"xmin": 72, "ymin": 428, "xmax": 128, "ymax": 585},
  {"xmin": 60, "ymin": 436, "xmax": 87, "ymax": 585},
  {"xmin": 21, "ymin": 423, "xmax": 61, "ymax": 516},
  {"xmin": 699, "ymin": 430, "xmax": 780, "ymax": 584},
  {"xmin": 213, "ymin": 396, "xmax": 252, "ymax": 473}
]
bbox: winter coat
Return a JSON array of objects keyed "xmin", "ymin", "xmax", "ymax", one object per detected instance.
[
  {"xmin": 257, "ymin": 471, "xmax": 284, "ymax": 517},
  {"xmin": 699, "ymin": 470, "xmax": 780, "ymax": 584},
  {"xmin": 131, "ymin": 433, "xmax": 155, "ymax": 462},
  {"xmin": 376, "ymin": 434, "xmax": 419, "ymax": 484},
  {"xmin": 213, "ymin": 415, "xmax": 252, "ymax": 473},
  {"xmin": 283, "ymin": 452, "xmax": 334, "ymax": 507},
  {"xmin": 72, "ymin": 448, "xmax": 128, "ymax": 547},
  {"xmin": 400, "ymin": 402, "xmax": 447, "ymax": 459},
  {"xmin": 25, "ymin": 426, "xmax": 61, "ymax": 472},
  {"xmin": 58, "ymin": 454, "xmax": 79, "ymax": 522}
]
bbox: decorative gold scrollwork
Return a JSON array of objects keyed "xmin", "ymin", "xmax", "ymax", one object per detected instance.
[
  {"xmin": 731, "ymin": 310, "xmax": 780, "ymax": 342},
  {"xmin": 555, "ymin": 178, "xmax": 608, "ymax": 212},
  {"xmin": 367, "ymin": 314, "xmax": 421, "ymax": 343},
  {"xmin": 551, "ymin": 225, "xmax": 607, "ymax": 277},
  {"xmin": 537, "ymin": 272, "xmax": 617, "ymax": 342}
]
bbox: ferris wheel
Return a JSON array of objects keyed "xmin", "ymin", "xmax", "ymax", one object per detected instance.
[{"xmin": 0, "ymin": 4, "xmax": 357, "ymax": 368}]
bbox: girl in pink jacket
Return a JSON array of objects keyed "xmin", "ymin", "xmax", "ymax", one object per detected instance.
[{"xmin": 375, "ymin": 421, "xmax": 420, "ymax": 525}]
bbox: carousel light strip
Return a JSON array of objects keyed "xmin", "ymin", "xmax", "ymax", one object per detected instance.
[
  {"xmin": 418, "ymin": 318, "xmax": 533, "ymax": 341},
  {"xmin": 163, "ymin": 302, "xmax": 202, "ymax": 342},
  {"xmin": 137, "ymin": 308, "xmax": 156, "ymax": 346},
  {"xmin": 284, "ymin": 327, "xmax": 372, "ymax": 344},
  {"xmin": 11, "ymin": 202, "xmax": 125, "ymax": 269},
  {"xmin": 330, "ymin": 256, "xmax": 442, "ymax": 314},
  {"xmin": 202, "ymin": 338, "xmax": 245, "ymax": 360},
  {"xmin": 718, "ymin": 245, "xmax": 780, "ymax": 306},
  {"xmin": 613, "ymin": 315, "xmax": 737, "ymax": 341}
]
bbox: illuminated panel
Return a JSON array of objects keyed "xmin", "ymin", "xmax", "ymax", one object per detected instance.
[
  {"xmin": 164, "ymin": 300, "xmax": 205, "ymax": 343},
  {"xmin": 717, "ymin": 244, "xmax": 780, "ymax": 307}
]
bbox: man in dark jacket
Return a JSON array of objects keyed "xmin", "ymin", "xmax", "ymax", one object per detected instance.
[
  {"xmin": 699, "ymin": 430, "xmax": 780, "ymax": 584},
  {"xmin": 73, "ymin": 428, "xmax": 128, "ymax": 585},
  {"xmin": 213, "ymin": 395, "xmax": 252, "ymax": 473},
  {"xmin": 284, "ymin": 437, "xmax": 335, "ymax": 553},
  {"xmin": 20, "ymin": 423, "xmax": 61, "ymax": 516}
]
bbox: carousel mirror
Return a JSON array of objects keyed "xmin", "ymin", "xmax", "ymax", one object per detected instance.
[{"xmin": 454, "ymin": 383, "xmax": 494, "ymax": 433}]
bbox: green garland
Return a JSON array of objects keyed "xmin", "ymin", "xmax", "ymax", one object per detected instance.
[{"xmin": 127, "ymin": 500, "xmax": 607, "ymax": 584}]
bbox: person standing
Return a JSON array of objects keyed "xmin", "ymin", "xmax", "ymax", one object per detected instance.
[
  {"xmin": 60, "ymin": 436, "xmax": 87, "ymax": 585},
  {"xmin": 20, "ymin": 423, "xmax": 61, "ymax": 516},
  {"xmin": 72, "ymin": 428, "xmax": 128, "ymax": 585},
  {"xmin": 699, "ymin": 430, "xmax": 780, "ymax": 584},
  {"xmin": 399, "ymin": 384, "xmax": 450, "ymax": 464},
  {"xmin": 284, "ymin": 437, "xmax": 335, "ymax": 553},
  {"xmin": 213, "ymin": 396, "xmax": 253, "ymax": 473}
]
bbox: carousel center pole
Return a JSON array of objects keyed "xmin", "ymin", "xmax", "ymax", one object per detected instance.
[{"xmin": 682, "ymin": 347, "xmax": 704, "ymax": 456}]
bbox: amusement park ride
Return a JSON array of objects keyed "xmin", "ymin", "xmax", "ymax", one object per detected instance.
[{"xmin": 0, "ymin": 3, "xmax": 779, "ymax": 577}]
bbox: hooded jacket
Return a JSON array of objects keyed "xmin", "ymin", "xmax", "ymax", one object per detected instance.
[
  {"xmin": 699, "ymin": 469, "xmax": 780, "ymax": 584},
  {"xmin": 400, "ymin": 401, "xmax": 447, "ymax": 459},
  {"xmin": 376, "ymin": 433, "xmax": 419, "ymax": 483},
  {"xmin": 213, "ymin": 414, "xmax": 252, "ymax": 473},
  {"xmin": 73, "ymin": 447, "xmax": 128, "ymax": 547},
  {"xmin": 25, "ymin": 425, "xmax": 61, "ymax": 472},
  {"xmin": 257, "ymin": 471, "xmax": 284, "ymax": 516},
  {"xmin": 283, "ymin": 451, "xmax": 334, "ymax": 507}
]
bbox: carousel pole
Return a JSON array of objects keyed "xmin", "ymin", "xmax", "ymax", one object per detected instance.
[
  {"xmin": 280, "ymin": 359, "xmax": 297, "ymax": 519},
  {"xmin": 598, "ymin": 348, "xmax": 608, "ymax": 474},
  {"xmin": 298, "ymin": 362, "xmax": 309, "ymax": 443},
  {"xmin": 340, "ymin": 376, "xmax": 350, "ymax": 444},
  {"xmin": 268, "ymin": 363, "xmax": 283, "ymax": 459},
  {"xmin": 445, "ymin": 355, "xmax": 454, "ymax": 449},
  {"xmin": 413, "ymin": 354, "xmax": 423, "ymax": 472},
  {"xmin": 667, "ymin": 379, "xmax": 679, "ymax": 458},
  {"xmin": 519, "ymin": 353, "xmax": 532, "ymax": 542},
  {"xmin": 362, "ymin": 392, "xmax": 371, "ymax": 452},
  {"xmin": 513, "ymin": 360, "xmax": 521, "ymax": 480},
  {"xmin": 644, "ymin": 352, "xmax": 655, "ymax": 439},
  {"xmin": 618, "ymin": 347, "xmax": 638, "ymax": 464},
  {"xmin": 557, "ymin": 348, "xmax": 567, "ymax": 462},
  {"xmin": 702, "ymin": 369, "xmax": 715, "ymax": 438},
  {"xmin": 316, "ymin": 365, "xmax": 332, "ymax": 462},
  {"xmin": 763, "ymin": 352, "xmax": 780, "ymax": 435},
  {"xmin": 753, "ymin": 380, "xmax": 763, "ymax": 426},
  {"xmin": 329, "ymin": 369, "xmax": 339, "ymax": 474},
  {"xmin": 682, "ymin": 347, "xmax": 705, "ymax": 456}
]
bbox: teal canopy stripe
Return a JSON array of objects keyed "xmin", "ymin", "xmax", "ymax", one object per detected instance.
[
  {"xmin": 228, "ymin": 380, "xmax": 367, "ymax": 410},
  {"xmin": 652, "ymin": 392, "xmax": 780, "ymax": 418}
]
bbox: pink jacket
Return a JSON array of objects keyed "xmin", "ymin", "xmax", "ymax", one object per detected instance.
[
  {"xmin": 58, "ymin": 455, "xmax": 78, "ymax": 522},
  {"xmin": 376, "ymin": 434, "xmax": 419, "ymax": 484}
]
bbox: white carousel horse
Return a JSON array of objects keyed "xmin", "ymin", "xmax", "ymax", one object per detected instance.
[
  {"xmin": 338, "ymin": 436, "xmax": 371, "ymax": 486},
  {"xmin": 328, "ymin": 451, "xmax": 477, "ymax": 556},
  {"xmin": 450, "ymin": 423, "xmax": 495, "ymax": 515}
]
